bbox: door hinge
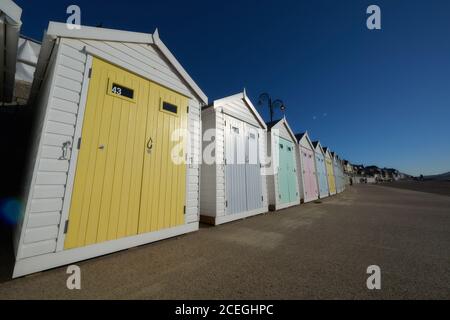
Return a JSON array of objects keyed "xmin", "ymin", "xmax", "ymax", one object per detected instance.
[
  {"xmin": 64, "ymin": 220, "xmax": 69, "ymax": 234},
  {"xmin": 183, "ymin": 206, "xmax": 186, "ymax": 214},
  {"xmin": 77, "ymin": 137, "xmax": 82, "ymax": 150},
  {"xmin": 187, "ymin": 106, "xmax": 189, "ymax": 113},
  {"xmin": 88, "ymin": 68, "xmax": 92, "ymax": 78},
  {"xmin": 225, "ymin": 200, "xmax": 228, "ymax": 207},
  {"xmin": 261, "ymin": 196, "xmax": 264, "ymax": 202}
]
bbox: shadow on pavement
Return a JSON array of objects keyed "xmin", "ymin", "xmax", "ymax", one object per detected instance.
[{"xmin": 0, "ymin": 107, "xmax": 35, "ymax": 283}]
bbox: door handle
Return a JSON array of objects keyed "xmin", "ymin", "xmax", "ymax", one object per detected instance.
[
  {"xmin": 147, "ymin": 137, "xmax": 153, "ymax": 154},
  {"xmin": 98, "ymin": 144, "xmax": 105, "ymax": 150}
]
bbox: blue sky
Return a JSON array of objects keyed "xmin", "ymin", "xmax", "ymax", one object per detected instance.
[{"xmin": 16, "ymin": 0, "xmax": 450, "ymax": 175}]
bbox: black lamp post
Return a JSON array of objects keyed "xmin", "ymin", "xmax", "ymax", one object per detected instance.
[{"xmin": 258, "ymin": 93, "xmax": 286, "ymax": 122}]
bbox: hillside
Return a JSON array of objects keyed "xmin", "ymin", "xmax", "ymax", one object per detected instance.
[{"xmin": 425, "ymin": 172, "xmax": 450, "ymax": 181}]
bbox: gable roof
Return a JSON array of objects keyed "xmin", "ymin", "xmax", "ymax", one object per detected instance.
[
  {"xmin": 312, "ymin": 141, "xmax": 325, "ymax": 154},
  {"xmin": 295, "ymin": 131, "xmax": 315, "ymax": 150},
  {"xmin": 331, "ymin": 152, "xmax": 340, "ymax": 161},
  {"xmin": 32, "ymin": 22, "xmax": 207, "ymax": 104},
  {"xmin": 266, "ymin": 117, "xmax": 297, "ymax": 142},
  {"xmin": 323, "ymin": 147, "xmax": 333, "ymax": 158},
  {"xmin": 210, "ymin": 90, "xmax": 267, "ymax": 129}
]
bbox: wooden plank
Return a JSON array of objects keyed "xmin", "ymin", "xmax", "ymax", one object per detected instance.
[
  {"xmin": 39, "ymin": 159, "xmax": 70, "ymax": 172},
  {"xmin": 27, "ymin": 212, "xmax": 61, "ymax": 228},
  {"xmin": 52, "ymin": 97, "xmax": 79, "ymax": 114},
  {"xmin": 35, "ymin": 172, "xmax": 67, "ymax": 185},
  {"xmin": 60, "ymin": 43, "xmax": 87, "ymax": 63},
  {"xmin": 33, "ymin": 185, "xmax": 66, "ymax": 199},
  {"xmin": 43, "ymin": 133, "xmax": 73, "ymax": 147},
  {"xmin": 24, "ymin": 226, "xmax": 59, "ymax": 244},
  {"xmin": 55, "ymin": 75, "xmax": 83, "ymax": 93},
  {"xmin": 19, "ymin": 240, "xmax": 57, "ymax": 259},
  {"xmin": 185, "ymin": 214, "xmax": 198, "ymax": 224},
  {"xmin": 53, "ymin": 86, "xmax": 80, "ymax": 103},
  {"xmin": 46, "ymin": 120, "xmax": 75, "ymax": 136},
  {"xmin": 59, "ymin": 54, "xmax": 85, "ymax": 72},
  {"xmin": 57, "ymin": 65, "xmax": 84, "ymax": 83},
  {"xmin": 48, "ymin": 108, "xmax": 77, "ymax": 125},
  {"xmin": 30, "ymin": 199, "xmax": 63, "ymax": 213},
  {"xmin": 41, "ymin": 145, "xmax": 64, "ymax": 159}
]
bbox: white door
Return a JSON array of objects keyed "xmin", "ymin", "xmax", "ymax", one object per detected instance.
[
  {"xmin": 245, "ymin": 125, "xmax": 263, "ymax": 211},
  {"xmin": 225, "ymin": 117, "xmax": 246, "ymax": 215}
]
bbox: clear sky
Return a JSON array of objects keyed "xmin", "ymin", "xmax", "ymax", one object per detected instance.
[{"xmin": 15, "ymin": 0, "xmax": 450, "ymax": 176}]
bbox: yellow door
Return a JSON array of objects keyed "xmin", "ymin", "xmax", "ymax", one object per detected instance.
[
  {"xmin": 138, "ymin": 83, "xmax": 188, "ymax": 233},
  {"xmin": 326, "ymin": 158, "xmax": 336, "ymax": 194},
  {"xmin": 65, "ymin": 57, "xmax": 187, "ymax": 249}
]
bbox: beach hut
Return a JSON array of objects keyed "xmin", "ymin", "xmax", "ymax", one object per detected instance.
[
  {"xmin": 312, "ymin": 141, "xmax": 329, "ymax": 199},
  {"xmin": 332, "ymin": 152, "xmax": 346, "ymax": 193},
  {"xmin": 266, "ymin": 118, "xmax": 300, "ymax": 210},
  {"xmin": 295, "ymin": 132, "xmax": 319, "ymax": 203},
  {"xmin": 12, "ymin": 22, "xmax": 207, "ymax": 277},
  {"xmin": 0, "ymin": 0, "xmax": 22, "ymax": 102},
  {"xmin": 332, "ymin": 152, "xmax": 342, "ymax": 193},
  {"xmin": 323, "ymin": 147, "xmax": 337, "ymax": 196},
  {"xmin": 200, "ymin": 91, "xmax": 268, "ymax": 225}
]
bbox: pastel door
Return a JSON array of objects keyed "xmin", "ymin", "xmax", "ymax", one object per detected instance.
[
  {"xmin": 245, "ymin": 125, "xmax": 263, "ymax": 211},
  {"xmin": 286, "ymin": 143, "xmax": 298, "ymax": 202},
  {"xmin": 65, "ymin": 57, "xmax": 188, "ymax": 249},
  {"xmin": 138, "ymin": 82, "xmax": 188, "ymax": 234},
  {"xmin": 225, "ymin": 119, "xmax": 247, "ymax": 215},
  {"xmin": 278, "ymin": 137, "xmax": 297, "ymax": 204},
  {"xmin": 315, "ymin": 153, "xmax": 329, "ymax": 198},
  {"xmin": 302, "ymin": 147, "xmax": 318, "ymax": 202},
  {"xmin": 326, "ymin": 158, "xmax": 336, "ymax": 195}
]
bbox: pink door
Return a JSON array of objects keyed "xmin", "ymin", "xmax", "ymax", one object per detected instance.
[{"xmin": 302, "ymin": 147, "xmax": 319, "ymax": 202}]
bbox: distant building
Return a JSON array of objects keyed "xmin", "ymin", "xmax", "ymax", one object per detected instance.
[{"xmin": 14, "ymin": 36, "xmax": 41, "ymax": 104}]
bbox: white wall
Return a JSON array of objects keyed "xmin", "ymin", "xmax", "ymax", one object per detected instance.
[
  {"xmin": 14, "ymin": 41, "xmax": 60, "ymax": 257},
  {"xmin": 221, "ymin": 98, "xmax": 260, "ymax": 128},
  {"xmin": 215, "ymin": 109, "xmax": 226, "ymax": 217}
]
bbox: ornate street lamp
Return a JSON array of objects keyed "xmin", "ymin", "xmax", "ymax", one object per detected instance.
[{"xmin": 258, "ymin": 93, "xmax": 286, "ymax": 122}]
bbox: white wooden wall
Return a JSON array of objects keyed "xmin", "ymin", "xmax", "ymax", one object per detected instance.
[
  {"xmin": 14, "ymin": 41, "xmax": 60, "ymax": 256},
  {"xmin": 215, "ymin": 109, "xmax": 226, "ymax": 217},
  {"xmin": 258, "ymin": 128, "xmax": 269, "ymax": 210},
  {"xmin": 221, "ymin": 99, "xmax": 260, "ymax": 128},
  {"xmin": 272, "ymin": 121, "xmax": 292, "ymax": 141},
  {"xmin": 296, "ymin": 144, "xmax": 305, "ymax": 201},
  {"xmin": 15, "ymin": 37, "xmax": 203, "ymax": 260},
  {"xmin": 266, "ymin": 131, "xmax": 276, "ymax": 206}
]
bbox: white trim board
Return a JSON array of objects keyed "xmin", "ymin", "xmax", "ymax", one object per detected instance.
[
  {"xmin": 209, "ymin": 207, "xmax": 268, "ymax": 226},
  {"xmin": 47, "ymin": 22, "xmax": 153, "ymax": 44},
  {"xmin": 273, "ymin": 199, "xmax": 301, "ymax": 211},
  {"xmin": 0, "ymin": 0, "xmax": 22, "ymax": 23},
  {"xmin": 212, "ymin": 91, "xmax": 267, "ymax": 129},
  {"xmin": 37, "ymin": 22, "xmax": 207, "ymax": 105},
  {"xmin": 13, "ymin": 223, "xmax": 199, "ymax": 278}
]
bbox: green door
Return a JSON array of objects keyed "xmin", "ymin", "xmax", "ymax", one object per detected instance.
[{"xmin": 278, "ymin": 138, "xmax": 297, "ymax": 204}]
